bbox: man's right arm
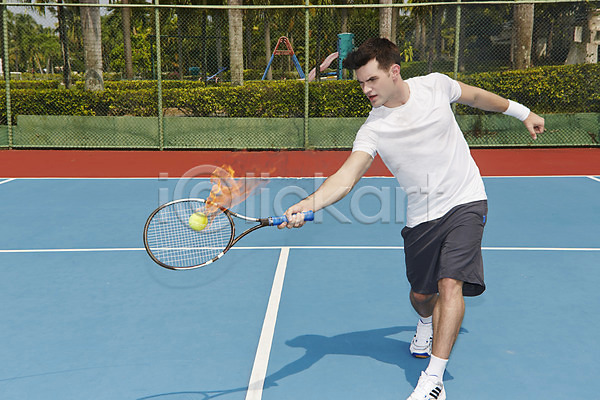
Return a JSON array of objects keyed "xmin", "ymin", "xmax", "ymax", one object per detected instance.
[
  {"xmin": 279, "ymin": 150, "xmax": 374, "ymax": 228},
  {"xmin": 457, "ymin": 81, "xmax": 545, "ymax": 139}
]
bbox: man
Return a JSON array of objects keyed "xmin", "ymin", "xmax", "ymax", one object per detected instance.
[{"xmin": 279, "ymin": 38, "xmax": 544, "ymax": 399}]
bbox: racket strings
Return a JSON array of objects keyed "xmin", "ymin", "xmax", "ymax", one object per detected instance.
[{"xmin": 145, "ymin": 200, "xmax": 232, "ymax": 268}]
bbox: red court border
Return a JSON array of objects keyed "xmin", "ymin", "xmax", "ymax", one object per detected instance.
[{"xmin": 1, "ymin": 148, "xmax": 599, "ymax": 178}]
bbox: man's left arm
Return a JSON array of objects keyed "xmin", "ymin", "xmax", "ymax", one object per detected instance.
[{"xmin": 457, "ymin": 81, "xmax": 545, "ymax": 140}]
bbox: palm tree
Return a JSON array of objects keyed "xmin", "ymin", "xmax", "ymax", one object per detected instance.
[
  {"xmin": 121, "ymin": 0, "xmax": 134, "ymax": 79},
  {"xmin": 263, "ymin": 7, "xmax": 272, "ymax": 80},
  {"xmin": 57, "ymin": 1, "xmax": 72, "ymax": 87},
  {"xmin": 0, "ymin": 5, "xmax": 6, "ymax": 76},
  {"xmin": 340, "ymin": 0, "xmax": 348, "ymax": 33},
  {"xmin": 171, "ymin": 0, "xmax": 193, "ymax": 80},
  {"xmin": 80, "ymin": 0, "xmax": 104, "ymax": 90},
  {"xmin": 9, "ymin": 12, "xmax": 40, "ymax": 71},
  {"xmin": 175, "ymin": 3, "xmax": 186, "ymax": 79},
  {"xmin": 407, "ymin": 0, "xmax": 429, "ymax": 61},
  {"xmin": 33, "ymin": 27, "xmax": 61, "ymax": 74},
  {"xmin": 228, "ymin": 0, "xmax": 243, "ymax": 85},
  {"xmin": 379, "ymin": 0, "xmax": 393, "ymax": 40},
  {"xmin": 21, "ymin": 0, "xmax": 72, "ymax": 86}
]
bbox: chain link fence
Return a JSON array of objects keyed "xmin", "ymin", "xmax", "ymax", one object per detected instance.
[{"xmin": 1, "ymin": 1, "xmax": 599, "ymax": 150}]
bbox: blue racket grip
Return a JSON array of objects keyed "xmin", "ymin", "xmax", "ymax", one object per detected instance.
[{"xmin": 269, "ymin": 210, "xmax": 314, "ymax": 226}]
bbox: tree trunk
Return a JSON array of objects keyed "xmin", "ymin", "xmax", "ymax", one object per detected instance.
[
  {"xmin": 176, "ymin": 8, "xmax": 184, "ymax": 79},
  {"xmin": 264, "ymin": 11, "xmax": 272, "ymax": 80},
  {"xmin": 458, "ymin": 5, "xmax": 466, "ymax": 72},
  {"xmin": 216, "ymin": 10, "xmax": 223, "ymax": 71},
  {"xmin": 80, "ymin": 0, "xmax": 104, "ymax": 91},
  {"xmin": 513, "ymin": 3, "xmax": 535, "ymax": 69},
  {"xmin": 202, "ymin": 11, "xmax": 208, "ymax": 82},
  {"xmin": 244, "ymin": 9, "xmax": 252, "ymax": 69},
  {"xmin": 340, "ymin": 0, "xmax": 348, "ymax": 33},
  {"xmin": 122, "ymin": 0, "xmax": 133, "ymax": 79},
  {"xmin": 57, "ymin": 2, "xmax": 72, "ymax": 88},
  {"xmin": 391, "ymin": 5, "xmax": 397, "ymax": 44},
  {"xmin": 0, "ymin": 6, "xmax": 3, "ymax": 74},
  {"xmin": 379, "ymin": 0, "xmax": 393, "ymax": 40},
  {"xmin": 565, "ymin": 8, "xmax": 598, "ymax": 64},
  {"xmin": 415, "ymin": 14, "xmax": 427, "ymax": 60},
  {"xmin": 228, "ymin": 0, "xmax": 244, "ymax": 85},
  {"xmin": 35, "ymin": 55, "xmax": 43, "ymax": 74}
]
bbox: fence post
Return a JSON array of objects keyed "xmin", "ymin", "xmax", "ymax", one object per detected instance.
[
  {"xmin": 3, "ymin": 5, "xmax": 12, "ymax": 149},
  {"xmin": 304, "ymin": 0, "xmax": 310, "ymax": 149},
  {"xmin": 155, "ymin": 0, "xmax": 164, "ymax": 150}
]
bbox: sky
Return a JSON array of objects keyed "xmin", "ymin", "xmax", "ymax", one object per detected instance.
[
  {"xmin": 8, "ymin": 0, "xmax": 116, "ymax": 29},
  {"xmin": 9, "ymin": 6, "xmax": 56, "ymax": 28}
]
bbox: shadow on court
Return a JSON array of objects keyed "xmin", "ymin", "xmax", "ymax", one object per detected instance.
[{"xmin": 138, "ymin": 326, "xmax": 466, "ymax": 400}]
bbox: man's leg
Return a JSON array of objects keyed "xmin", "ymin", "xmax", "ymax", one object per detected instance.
[
  {"xmin": 432, "ymin": 278, "xmax": 464, "ymax": 359},
  {"xmin": 409, "ymin": 278, "xmax": 465, "ymax": 359},
  {"xmin": 410, "ymin": 290, "xmax": 437, "ymax": 318},
  {"xmin": 421, "ymin": 278, "xmax": 464, "ymax": 387},
  {"xmin": 409, "ymin": 291, "xmax": 436, "ymax": 358},
  {"xmin": 406, "ymin": 279, "xmax": 464, "ymax": 400}
]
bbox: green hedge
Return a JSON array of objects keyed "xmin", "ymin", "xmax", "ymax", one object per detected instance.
[
  {"xmin": 9, "ymin": 80, "xmax": 64, "ymax": 90},
  {"xmin": 73, "ymin": 80, "xmax": 207, "ymax": 90},
  {"xmin": 1, "ymin": 63, "xmax": 599, "ymax": 123},
  {"xmin": 457, "ymin": 63, "xmax": 600, "ymax": 114}
]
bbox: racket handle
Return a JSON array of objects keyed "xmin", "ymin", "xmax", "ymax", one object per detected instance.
[{"xmin": 268, "ymin": 210, "xmax": 314, "ymax": 226}]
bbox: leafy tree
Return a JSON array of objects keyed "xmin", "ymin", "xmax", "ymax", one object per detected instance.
[
  {"xmin": 7, "ymin": 11, "xmax": 61, "ymax": 74},
  {"xmin": 80, "ymin": 0, "xmax": 104, "ymax": 90}
]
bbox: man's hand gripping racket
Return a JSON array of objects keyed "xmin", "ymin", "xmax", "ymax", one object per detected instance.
[
  {"xmin": 278, "ymin": 201, "xmax": 314, "ymax": 229},
  {"xmin": 143, "ymin": 199, "xmax": 314, "ymax": 270}
]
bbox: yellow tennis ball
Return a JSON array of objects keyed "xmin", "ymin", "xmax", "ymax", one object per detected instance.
[{"xmin": 189, "ymin": 212, "xmax": 208, "ymax": 231}]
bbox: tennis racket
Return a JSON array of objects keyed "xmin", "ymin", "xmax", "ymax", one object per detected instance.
[{"xmin": 143, "ymin": 198, "xmax": 314, "ymax": 270}]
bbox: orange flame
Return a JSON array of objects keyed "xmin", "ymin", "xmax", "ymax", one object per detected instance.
[{"xmin": 205, "ymin": 165, "xmax": 267, "ymax": 214}]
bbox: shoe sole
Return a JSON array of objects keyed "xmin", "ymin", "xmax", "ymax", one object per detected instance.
[{"xmin": 410, "ymin": 343, "xmax": 431, "ymax": 358}]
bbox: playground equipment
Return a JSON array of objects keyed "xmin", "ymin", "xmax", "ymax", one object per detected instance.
[
  {"xmin": 337, "ymin": 33, "xmax": 354, "ymax": 79},
  {"xmin": 207, "ymin": 67, "xmax": 228, "ymax": 82},
  {"xmin": 263, "ymin": 33, "xmax": 355, "ymax": 82},
  {"xmin": 308, "ymin": 52, "xmax": 338, "ymax": 81},
  {"xmin": 307, "ymin": 33, "xmax": 355, "ymax": 82},
  {"xmin": 262, "ymin": 37, "xmax": 305, "ymax": 80}
]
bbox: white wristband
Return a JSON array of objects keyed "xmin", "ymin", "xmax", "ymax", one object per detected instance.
[{"xmin": 503, "ymin": 100, "xmax": 530, "ymax": 121}]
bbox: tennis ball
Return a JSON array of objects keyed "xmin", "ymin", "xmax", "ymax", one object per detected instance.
[{"xmin": 189, "ymin": 212, "xmax": 208, "ymax": 231}]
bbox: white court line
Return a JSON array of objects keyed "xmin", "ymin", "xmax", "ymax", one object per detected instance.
[
  {"xmin": 0, "ymin": 178, "xmax": 16, "ymax": 185},
  {"xmin": 1, "ymin": 246, "xmax": 600, "ymax": 253},
  {"xmin": 245, "ymin": 247, "xmax": 290, "ymax": 400},
  {"xmin": 588, "ymin": 176, "xmax": 600, "ymax": 183},
  {"xmin": 482, "ymin": 246, "xmax": 600, "ymax": 251},
  {"xmin": 0, "ymin": 248, "xmax": 144, "ymax": 253}
]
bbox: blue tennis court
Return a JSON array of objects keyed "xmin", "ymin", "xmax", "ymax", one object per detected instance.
[{"xmin": 0, "ymin": 175, "xmax": 598, "ymax": 399}]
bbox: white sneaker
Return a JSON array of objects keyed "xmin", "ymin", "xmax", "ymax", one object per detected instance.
[
  {"xmin": 410, "ymin": 319, "xmax": 433, "ymax": 358},
  {"xmin": 407, "ymin": 371, "xmax": 446, "ymax": 400}
]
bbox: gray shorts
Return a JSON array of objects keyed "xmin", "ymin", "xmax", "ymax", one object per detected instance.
[{"xmin": 401, "ymin": 200, "xmax": 488, "ymax": 297}]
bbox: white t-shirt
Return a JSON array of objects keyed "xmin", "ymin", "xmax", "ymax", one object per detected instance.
[{"xmin": 352, "ymin": 73, "xmax": 487, "ymax": 227}]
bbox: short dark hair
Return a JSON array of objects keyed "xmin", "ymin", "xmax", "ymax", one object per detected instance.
[{"xmin": 343, "ymin": 38, "xmax": 403, "ymax": 71}]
